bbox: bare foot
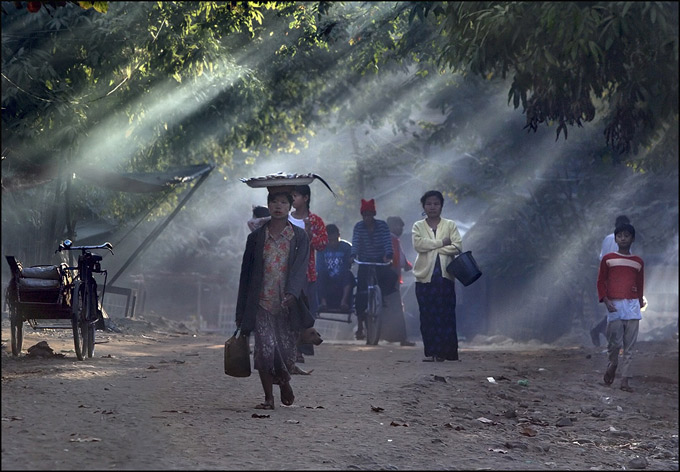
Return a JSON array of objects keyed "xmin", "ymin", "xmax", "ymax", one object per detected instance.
[
  {"xmin": 603, "ymin": 365, "xmax": 617, "ymax": 385},
  {"xmin": 620, "ymin": 377, "xmax": 634, "ymax": 392}
]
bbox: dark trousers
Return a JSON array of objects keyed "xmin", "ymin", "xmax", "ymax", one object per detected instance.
[{"xmin": 317, "ymin": 270, "xmax": 356, "ymax": 308}]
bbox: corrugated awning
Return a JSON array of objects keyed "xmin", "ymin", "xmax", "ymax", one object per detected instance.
[{"xmin": 76, "ymin": 164, "xmax": 214, "ymax": 193}]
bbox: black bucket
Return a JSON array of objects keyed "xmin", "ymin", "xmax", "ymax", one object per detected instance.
[{"xmin": 446, "ymin": 251, "xmax": 482, "ymax": 286}]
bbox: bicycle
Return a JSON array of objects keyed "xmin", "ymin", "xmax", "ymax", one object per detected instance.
[
  {"xmin": 5, "ymin": 240, "xmax": 113, "ymax": 360},
  {"xmin": 56, "ymin": 239, "xmax": 114, "ymax": 360},
  {"xmin": 354, "ymin": 260, "xmax": 392, "ymax": 346}
]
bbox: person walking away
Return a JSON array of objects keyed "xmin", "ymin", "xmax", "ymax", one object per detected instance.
[
  {"xmin": 316, "ymin": 224, "xmax": 355, "ymax": 311},
  {"xmin": 591, "ymin": 215, "xmax": 632, "ymax": 346},
  {"xmin": 234, "ymin": 185, "xmax": 312, "ymax": 409},
  {"xmin": 411, "ymin": 190, "xmax": 462, "ymax": 362},
  {"xmin": 380, "ymin": 216, "xmax": 415, "ymax": 346},
  {"xmin": 351, "ymin": 198, "xmax": 396, "ymax": 341},
  {"xmin": 289, "ymin": 185, "xmax": 328, "ymax": 363},
  {"xmin": 597, "ymin": 223, "xmax": 646, "ymax": 392}
]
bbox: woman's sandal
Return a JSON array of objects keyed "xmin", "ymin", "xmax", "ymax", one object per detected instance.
[
  {"xmin": 290, "ymin": 364, "xmax": 313, "ymax": 375},
  {"xmin": 620, "ymin": 385, "xmax": 634, "ymax": 392},
  {"xmin": 255, "ymin": 401, "xmax": 275, "ymax": 410},
  {"xmin": 280, "ymin": 383, "xmax": 295, "ymax": 406}
]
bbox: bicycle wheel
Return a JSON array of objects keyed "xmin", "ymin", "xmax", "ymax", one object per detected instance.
[
  {"xmin": 71, "ymin": 280, "xmax": 88, "ymax": 361},
  {"xmin": 86, "ymin": 292, "xmax": 97, "ymax": 358},
  {"xmin": 10, "ymin": 309, "xmax": 23, "ymax": 356},
  {"xmin": 365, "ymin": 285, "xmax": 382, "ymax": 346}
]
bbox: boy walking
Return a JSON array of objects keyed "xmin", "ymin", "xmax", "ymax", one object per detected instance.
[
  {"xmin": 590, "ymin": 215, "xmax": 632, "ymax": 346},
  {"xmin": 596, "ymin": 223, "xmax": 646, "ymax": 392}
]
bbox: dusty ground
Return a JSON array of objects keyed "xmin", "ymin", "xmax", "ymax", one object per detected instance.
[{"xmin": 1, "ymin": 314, "xmax": 678, "ymax": 471}]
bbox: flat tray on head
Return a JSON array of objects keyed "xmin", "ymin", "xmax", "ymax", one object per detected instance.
[{"xmin": 240, "ymin": 173, "xmax": 315, "ymax": 188}]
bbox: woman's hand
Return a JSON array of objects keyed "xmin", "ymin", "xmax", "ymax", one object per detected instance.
[
  {"xmin": 442, "ymin": 236, "xmax": 451, "ymax": 246},
  {"xmin": 281, "ymin": 293, "xmax": 296, "ymax": 309}
]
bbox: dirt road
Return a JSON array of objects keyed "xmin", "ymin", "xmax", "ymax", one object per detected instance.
[{"xmin": 2, "ymin": 315, "xmax": 678, "ymax": 470}]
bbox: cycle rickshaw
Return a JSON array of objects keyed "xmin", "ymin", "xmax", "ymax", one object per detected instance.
[
  {"xmin": 315, "ymin": 259, "xmax": 391, "ymax": 346},
  {"xmin": 4, "ymin": 240, "xmax": 114, "ymax": 360}
]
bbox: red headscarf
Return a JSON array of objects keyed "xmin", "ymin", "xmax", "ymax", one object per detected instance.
[{"xmin": 360, "ymin": 198, "xmax": 376, "ymax": 213}]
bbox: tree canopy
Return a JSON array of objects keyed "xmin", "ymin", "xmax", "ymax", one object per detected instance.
[{"xmin": 2, "ymin": 2, "xmax": 677, "ymax": 184}]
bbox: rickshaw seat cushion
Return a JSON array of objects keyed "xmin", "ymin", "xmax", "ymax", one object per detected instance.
[
  {"xmin": 18, "ymin": 278, "xmax": 61, "ymax": 290},
  {"xmin": 21, "ymin": 265, "xmax": 62, "ymax": 280},
  {"xmin": 16, "ymin": 277, "xmax": 62, "ymax": 304}
]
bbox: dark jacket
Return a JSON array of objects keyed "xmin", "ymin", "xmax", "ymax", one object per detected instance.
[{"xmin": 234, "ymin": 221, "xmax": 313, "ymax": 335}]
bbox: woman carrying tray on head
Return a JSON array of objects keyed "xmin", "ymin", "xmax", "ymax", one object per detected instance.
[
  {"xmin": 234, "ymin": 182, "xmax": 313, "ymax": 410},
  {"xmin": 411, "ymin": 190, "xmax": 462, "ymax": 362}
]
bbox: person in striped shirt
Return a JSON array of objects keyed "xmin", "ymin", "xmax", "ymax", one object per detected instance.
[
  {"xmin": 351, "ymin": 199, "xmax": 396, "ymax": 341},
  {"xmin": 597, "ymin": 223, "xmax": 646, "ymax": 392}
]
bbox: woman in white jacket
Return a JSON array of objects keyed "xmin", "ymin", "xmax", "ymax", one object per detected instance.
[{"xmin": 411, "ymin": 190, "xmax": 463, "ymax": 362}]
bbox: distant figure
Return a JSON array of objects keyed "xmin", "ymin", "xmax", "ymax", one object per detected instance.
[
  {"xmin": 380, "ymin": 216, "xmax": 415, "ymax": 346},
  {"xmin": 591, "ymin": 215, "xmax": 632, "ymax": 346},
  {"xmin": 597, "ymin": 223, "xmax": 646, "ymax": 392},
  {"xmin": 412, "ymin": 190, "xmax": 462, "ymax": 362},
  {"xmin": 289, "ymin": 184, "xmax": 328, "ymax": 363},
  {"xmin": 247, "ymin": 205, "xmax": 270, "ymax": 232},
  {"xmin": 316, "ymin": 224, "xmax": 355, "ymax": 312},
  {"xmin": 351, "ymin": 198, "xmax": 396, "ymax": 341}
]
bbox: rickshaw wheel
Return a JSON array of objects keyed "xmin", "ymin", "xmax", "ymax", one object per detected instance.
[
  {"xmin": 86, "ymin": 323, "xmax": 95, "ymax": 358},
  {"xmin": 85, "ymin": 292, "xmax": 98, "ymax": 358},
  {"xmin": 71, "ymin": 280, "xmax": 87, "ymax": 361},
  {"xmin": 72, "ymin": 318, "xmax": 87, "ymax": 361},
  {"xmin": 10, "ymin": 311, "xmax": 23, "ymax": 356}
]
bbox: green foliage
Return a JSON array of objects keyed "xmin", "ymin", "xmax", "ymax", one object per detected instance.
[
  {"xmin": 408, "ymin": 1, "xmax": 679, "ymax": 157},
  {"xmin": 77, "ymin": 1, "xmax": 109, "ymax": 14}
]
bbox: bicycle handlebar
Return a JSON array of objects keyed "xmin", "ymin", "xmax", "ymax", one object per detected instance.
[
  {"xmin": 354, "ymin": 259, "xmax": 392, "ymax": 266},
  {"xmin": 56, "ymin": 240, "xmax": 114, "ymax": 255}
]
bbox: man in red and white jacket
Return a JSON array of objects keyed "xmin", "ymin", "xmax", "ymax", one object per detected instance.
[{"xmin": 596, "ymin": 223, "xmax": 645, "ymax": 392}]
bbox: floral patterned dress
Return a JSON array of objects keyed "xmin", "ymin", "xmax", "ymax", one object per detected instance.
[{"xmin": 253, "ymin": 225, "xmax": 297, "ymax": 385}]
